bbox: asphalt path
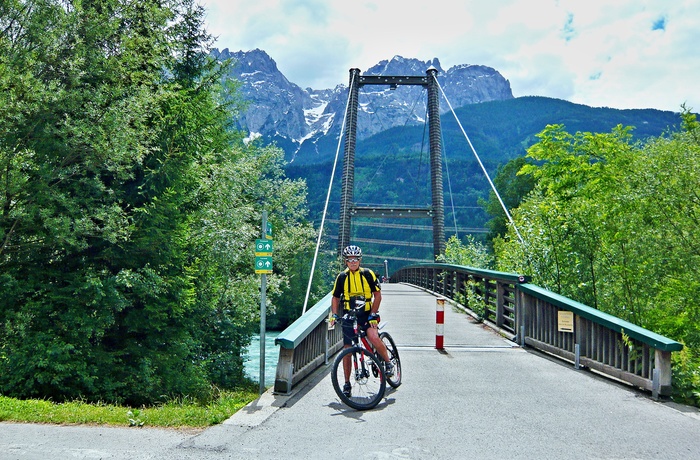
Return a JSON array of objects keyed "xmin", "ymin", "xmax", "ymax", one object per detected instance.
[{"xmin": 2, "ymin": 283, "xmax": 699, "ymax": 459}]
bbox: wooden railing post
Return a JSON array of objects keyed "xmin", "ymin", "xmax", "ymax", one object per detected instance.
[
  {"xmin": 655, "ymin": 349, "xmax": 673, "ymax": 395},
  {"xmin": 496, "ymin": 281, "xmax": 505, "ymax": 329}
]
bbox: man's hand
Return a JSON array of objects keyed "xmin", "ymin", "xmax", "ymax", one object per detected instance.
[
  {"xmin": 368, "ymin": 313, "xmax": 380, "ymax": 328},
  {"xmin": 329, "ymin": 313, "xmax": 340, "ymax": 327}
]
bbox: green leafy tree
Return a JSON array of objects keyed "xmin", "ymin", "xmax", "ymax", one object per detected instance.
[
  {"xmin": 495, "ymin": 124, "xmax": 638, "ymax": 306},
  {"xmin": 494, "ymin": 114, "xmax": 700, "ymax": 404},
  {"xmin": 482, "ymin": 156, "xmax": 537, "ymax": 241},
  {"xmin": 0, "ymin": 0, "xmax": 318, "ymax": 405},
  {"xmin": 1, "ymin": 0, "xmax": 180, "ymax": 403},
  {"xmin": 437, "ymin": 234, "xmax": 493, "ymax": 269}
]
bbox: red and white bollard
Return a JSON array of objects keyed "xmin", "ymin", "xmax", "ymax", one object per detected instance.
[{"xmin": 436, "ymin": 297, "xmax": 445, "ymax": 350}]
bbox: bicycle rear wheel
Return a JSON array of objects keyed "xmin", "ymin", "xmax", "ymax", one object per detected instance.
[
  {"xmin": 380, "ymin": 331, "xmax": 402, "ymax": 388},
  {"xmin": 332, "ymin": 346, "xmax": 386, "ymax": 410}
]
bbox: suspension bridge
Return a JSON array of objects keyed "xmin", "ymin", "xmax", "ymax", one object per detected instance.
[{"xmin": 1, "ymin": 68, "xmax": 698, "ymax": 460}]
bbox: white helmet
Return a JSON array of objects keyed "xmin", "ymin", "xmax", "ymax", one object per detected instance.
[{"xmin": 342, "ymin": 245, "xmax": 362, "ymax": 258}]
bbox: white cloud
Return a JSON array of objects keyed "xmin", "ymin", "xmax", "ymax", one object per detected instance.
[{"xmin": 199, "ymin": 0, "xmax": 700, "ymax": 112}]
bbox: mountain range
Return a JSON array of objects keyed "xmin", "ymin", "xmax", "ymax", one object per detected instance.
[{"xmin": 211, "ymin": 48, "xmax": 514, "ymax": 164}]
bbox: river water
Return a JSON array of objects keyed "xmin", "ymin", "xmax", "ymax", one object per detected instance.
[{"xmin": 244, "ymin": 331, "xmax": 280, "ymax": 388}]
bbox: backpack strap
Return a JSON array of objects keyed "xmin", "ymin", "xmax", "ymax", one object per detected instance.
[{"xmin": 359, "ymin": 268, "xmax": 379, "ymax": 293}]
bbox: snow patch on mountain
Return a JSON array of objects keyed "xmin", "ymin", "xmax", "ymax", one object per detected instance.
[{"xmin": 211, "ymin": 49, "xmax": 513, "ymax": 163}]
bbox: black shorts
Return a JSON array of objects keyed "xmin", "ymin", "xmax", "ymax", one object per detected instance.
[{"xmin": 341, "ymin": 309, "xmax": 371, "ymax": 346}]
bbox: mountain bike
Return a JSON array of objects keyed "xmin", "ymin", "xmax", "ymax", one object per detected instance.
[{"xmin": 330, "ymin": 301, "xmax": 402, "ymax": 410}]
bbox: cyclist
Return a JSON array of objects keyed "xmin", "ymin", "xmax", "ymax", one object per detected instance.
[{"xmin": 331, "ymin": 244, "xmax": 394, "ymax": 397}]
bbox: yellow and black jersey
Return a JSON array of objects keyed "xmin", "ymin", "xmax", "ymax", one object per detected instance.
[{"xmin": 332, "ymin": 267, "xmax": 381, "ymax": 311}]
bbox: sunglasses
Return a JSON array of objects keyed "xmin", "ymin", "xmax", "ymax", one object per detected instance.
[{"xmin": 345, "ymin": 258, "xmax": 360, "ymax": 263}]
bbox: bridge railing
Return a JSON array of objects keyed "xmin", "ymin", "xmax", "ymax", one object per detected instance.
[
  {"xmin": 392, "ymin": 263, "xmax": 683, "ymax": 397},
  {"xmin": 392, "ymin": 263, "xmax": 527, "ymax": 336},
  {"xmin": 516, "ymin": 283, "xmax": 683, "ymax": 397},
  {"xmin": 273, "ymin": 293, "xmax": 343, "ymax": 394}
]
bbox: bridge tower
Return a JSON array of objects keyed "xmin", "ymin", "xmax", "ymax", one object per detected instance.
[{"xmin": 338, "ymin": 67, "xmax": 446, "ymax": 260}]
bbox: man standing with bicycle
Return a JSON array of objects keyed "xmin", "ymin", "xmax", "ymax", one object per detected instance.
[{"xmin": 331, "ymin": 245, "xmax": 394, "ymax": 398}]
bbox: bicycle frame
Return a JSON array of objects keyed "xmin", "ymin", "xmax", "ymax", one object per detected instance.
[
  {"xmin": 346, "ymin": 307, "xmax": 384, "ymax": 355},
  {"xmin": 343, "ymin": 307, "xmax": 384, "ymax": 375},
  {"xmin": 330, "ymin": 303, "xmax": 401, "ymax": 410}
]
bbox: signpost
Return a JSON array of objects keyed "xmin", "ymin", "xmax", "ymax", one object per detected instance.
[
  {"xmin": 256, "ymin": 239, "xmax": 274, "ymax": 254},
  {"xmin": 256, "ymin": 211, "xmax": 273, "ymax": 394},
  {"xmin": 255, "ymin": 239, "xmax": 273, "ymax": 274}
]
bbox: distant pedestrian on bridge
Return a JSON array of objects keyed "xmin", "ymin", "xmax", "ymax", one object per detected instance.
[{"xmin": 331, "ymin": 245, "xmax": 394, "ymax": 397}]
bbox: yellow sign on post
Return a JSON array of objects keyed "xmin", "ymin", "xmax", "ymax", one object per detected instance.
[{"xmin": 558, "ymin": 310, "xmax": 574, "ymax": 333}]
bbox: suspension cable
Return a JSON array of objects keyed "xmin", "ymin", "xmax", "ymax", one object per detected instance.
[
  {"xmin": 302, "ymin": 72, "xmax": 356, "ymax": 314},
  {"xmin": 440, "ymin": 128, "xmax": 459, "ymax": 238},
  {"xmin": 432, "ymin": 75, "xmax": 525, "ymax": 246}
]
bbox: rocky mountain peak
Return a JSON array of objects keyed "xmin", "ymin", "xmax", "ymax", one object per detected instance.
[
  {"xmin": 364, "ymin": 55, "xmax": 444, "ymax": 76},
  {"xmin": 212, "ymin": 49, "xmax": 513, "ymax": 163}
]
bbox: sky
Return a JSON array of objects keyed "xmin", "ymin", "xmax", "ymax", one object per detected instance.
[{"xmin": 198, "ymin": 0, "xmax": 699, "ymax": 113}]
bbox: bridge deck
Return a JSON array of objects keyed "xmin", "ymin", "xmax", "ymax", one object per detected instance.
[
  {"xmin": 2, "ymin": 284, "xmax": 699, "ymax": 459},
  {"xmin": 193, "ymin": 283, "xmax": 700, "ymax": 459}
]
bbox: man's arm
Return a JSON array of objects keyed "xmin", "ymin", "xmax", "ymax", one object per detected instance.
[
  {"xmin": 370, "ymin": 290, "xmax": 382, "ymax": 314},
  {"xmin": 330, "ymin": 271, "xmax": 345, "ymax": 317},
  {"xmin": 331, "ymin": 295, "xmax": 340, "ymax": 316}
]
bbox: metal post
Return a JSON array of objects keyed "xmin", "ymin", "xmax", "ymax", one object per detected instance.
[
  {"xmin": 384, "ymin": 259, "xmax": 389, "ymax": 280},
  {"xmin": 427, "ymin": 66, "xmax": 445, "ymax": 259},
  {"xmin": 338, "ymin": 68, "xmax": 361, "ymax": 256},
  {"xmin": 652, "ymin": 368, "xmax": 660, "ymax": 400},
  {"xmin": 436, "ymin": 297, "xmax": 445, "ymax": 350},
  {"xmin": 259, "ymin": 211, "xmax": 268, "ymax": 395},
  {"xmin": 575, "ymin": 343, "xmax": 581, "ymax": 370}
]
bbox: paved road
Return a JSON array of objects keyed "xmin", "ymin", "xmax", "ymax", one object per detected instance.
[{"xmin": 2, "ymin": 283, "xmax": 699, "ymax": 459}]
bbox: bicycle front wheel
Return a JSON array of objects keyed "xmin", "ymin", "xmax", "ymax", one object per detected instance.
[
  {"xmin": 380, "ymin": 331, "xmax": 402, "ymax": 388},
  {"xmin": 331, "ymin": 346, "xmax": 386, "ymax": 410}
]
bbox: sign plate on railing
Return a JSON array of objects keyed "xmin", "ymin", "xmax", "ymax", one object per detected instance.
[{"xmin": 558, "ymin": 310, "xmax": 574, "ymax": 332}]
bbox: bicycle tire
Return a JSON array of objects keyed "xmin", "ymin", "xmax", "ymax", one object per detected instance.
[
  {"xmin": 380, "ymin": 331, "xmax": 402, "ymax": 388},
  {"xmin": 332, "ymin": 346, "xmax": 386, "ymax": 410}
]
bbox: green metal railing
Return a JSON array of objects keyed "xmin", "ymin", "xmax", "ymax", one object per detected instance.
[
  {"xmin": 273, "ymin": 293, "xmax": 342, "ymax": 394},
  {"xmin": 392, "ymin": 263, "xmax": 528, "ymax": 336},
  {"xmin": 393, "ymin": 263, "xmax": 683, "ymax": 397}
]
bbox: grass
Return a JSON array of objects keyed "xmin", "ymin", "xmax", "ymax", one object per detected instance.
[{"xmin": 0, "ymin": 387, "xmax": 260, "ymax": 429}]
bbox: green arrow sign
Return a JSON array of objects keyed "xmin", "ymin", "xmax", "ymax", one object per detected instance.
[
  {"xmin": 255, "ymin": 239, "xmax": 273, "ymax": 255},
  {"xmin": 255, "ymin": 256, "xmax": 273, "ymax": 274}
]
